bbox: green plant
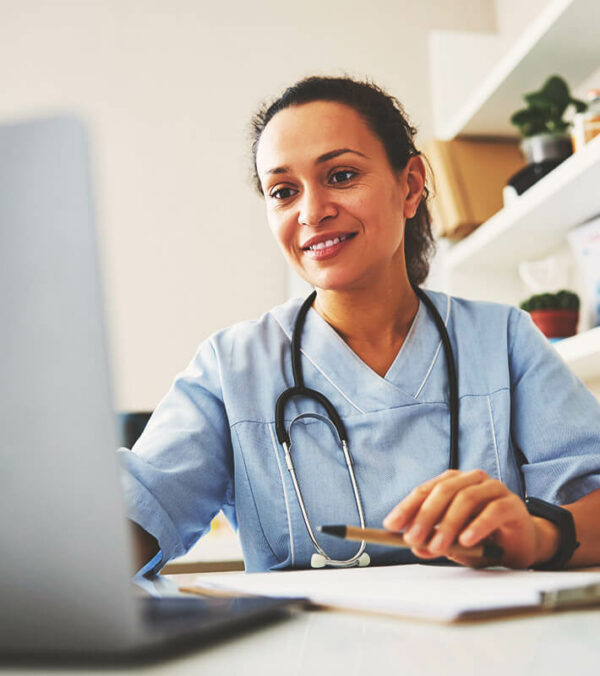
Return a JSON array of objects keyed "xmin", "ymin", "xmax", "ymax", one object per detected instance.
[
  {"xmin": 510, "ymin": 75, "xmax": 587, "ymax": 138},
  {"xmin": 520, "ymin": 290, "xmax": 580, "ymax": 312}
]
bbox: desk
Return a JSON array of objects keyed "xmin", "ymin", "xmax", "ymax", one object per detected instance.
[{"xmin": 3, "ymin": 571, "xmax": 600, "ymax": 675}]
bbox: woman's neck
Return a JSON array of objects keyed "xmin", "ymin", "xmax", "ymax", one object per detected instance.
[{"xmin": 313, "ymin": 271, "xmax": 419, "ymax": 375}]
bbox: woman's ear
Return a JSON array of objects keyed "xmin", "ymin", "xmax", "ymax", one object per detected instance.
[{"xmin": 403, "ymin": 155, "xmax": 426, "ymax": 219}]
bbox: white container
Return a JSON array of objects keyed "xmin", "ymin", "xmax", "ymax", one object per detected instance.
[{"xmin": 568, "ymin": 215, "xmax": 600, "ymax": 330}]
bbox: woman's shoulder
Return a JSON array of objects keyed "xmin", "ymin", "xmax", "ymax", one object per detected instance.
[
  {"xmin": 206, "ymin": 296, "xmax": 303, "ymax": 355},
  {"xmin": 423, "ymin": 288, "xmax": 522, "ymax": 335}
]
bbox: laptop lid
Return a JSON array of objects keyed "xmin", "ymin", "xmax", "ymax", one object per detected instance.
[{"xmin": 0, "ymin": 116, "xmax": 143, "ymax": 653}]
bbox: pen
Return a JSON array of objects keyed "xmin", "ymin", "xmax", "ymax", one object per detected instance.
[{"xmin": 318, "ymin": 525, "xmax": 504, "ymax": 560}]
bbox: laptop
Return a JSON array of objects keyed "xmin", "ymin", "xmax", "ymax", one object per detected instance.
[{"xmin": 0, "ymin": 116, "xmax": 300, "ymax": 662}]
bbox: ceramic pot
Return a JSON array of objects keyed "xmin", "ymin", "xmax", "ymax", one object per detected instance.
[
  {"xmin": 507, "ymin": 133, "xmax": 573, "ymax": 196},
  {"xmin": 529, "ymin": 309, "xmax": 578, "ymax": 338},
  {"xmin": 520, "ymin": 133, "xmax": 572, "ymax": 164}
]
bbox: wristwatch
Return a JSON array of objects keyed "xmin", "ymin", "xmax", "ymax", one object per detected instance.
[{"xmin": 525, "ymin": 497, "xmax": 580, "ymax": 570}]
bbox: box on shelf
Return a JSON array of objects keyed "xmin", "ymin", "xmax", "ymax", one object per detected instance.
[{"xmin": 422, "ymin": 137, "xmax": 523, "ymax": 240}]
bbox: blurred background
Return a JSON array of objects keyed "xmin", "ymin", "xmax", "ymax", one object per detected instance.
[{"xmin": 2, "ymin": 0, "xmax": 598, "ymax": 416}]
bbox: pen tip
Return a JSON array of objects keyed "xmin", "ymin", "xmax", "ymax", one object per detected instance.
[{"xmin": 318, "ymin": 525, "xmax": 347, "ymax": 537}]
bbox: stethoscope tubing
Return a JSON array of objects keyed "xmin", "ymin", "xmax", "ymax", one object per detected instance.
[
  {"xmin": 282, "ymin": 436, "xmax": 367, "ymax": 567},
  {"xmin": 411, "ymin": 285, "xmax": 459, "ymax": 471}
]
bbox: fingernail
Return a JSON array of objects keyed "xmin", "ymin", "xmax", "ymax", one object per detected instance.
[
  {"xmin": 460, "ymin": 529, "xmax": 476, "ymax": 545},
  {"xmin": 405, "ymin": 523, "xmax": 424, "ymax": 545},
  {"xmin": 429, "ymin": 531, "xmax": 447, "ymax": 553},
  {"xmin": 383, "ymin": 508, "xmax": 405, "ymax": 530}
]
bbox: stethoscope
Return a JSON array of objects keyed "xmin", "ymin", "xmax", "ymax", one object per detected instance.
[{"xmin": 275, "ymin": 284, "xmax": 459, "ymax": 568}]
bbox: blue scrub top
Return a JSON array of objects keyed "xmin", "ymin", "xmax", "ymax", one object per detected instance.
[{"xmin": 118, "ymin": 290, "xmax": 600, "ymax": 573}]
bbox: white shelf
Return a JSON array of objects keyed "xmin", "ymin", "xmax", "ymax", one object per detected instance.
[
  {"xmin": 555, "ymin": 327, "xmax": 600, "ymax": 381},
  {"xmin": 435, "ymin": 2, "xmax": 600, "ymax": 393},
  {"xmin": 432, "ymin": 0, "xmax": 600, "ymax": 139},
  {"xmin": 445, "ymin": 134, "xmax": 600, "ymax": 273}
]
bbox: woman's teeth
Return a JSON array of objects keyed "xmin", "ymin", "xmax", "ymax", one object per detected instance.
[{"xmin": 307, "ymin": 234, "xmax": 351, "ymax": 251}]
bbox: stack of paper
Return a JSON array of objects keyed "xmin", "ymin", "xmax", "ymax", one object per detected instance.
[{"xmin": 182, "ymin": 564, "xmax": 600, "ymax": 622}]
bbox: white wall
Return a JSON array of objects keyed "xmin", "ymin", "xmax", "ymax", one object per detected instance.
[
  {"xmin": 0, "ymin": 0, "xmax": 495, "ymax": 410},
  {"xmin": 494, "ymin": 0, "xmax": 551, "ymax": 41}
]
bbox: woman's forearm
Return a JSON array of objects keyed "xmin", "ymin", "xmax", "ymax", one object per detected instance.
[{"xmin": 129, "ymin": 520, "xmax": 159, "ymax": 571}]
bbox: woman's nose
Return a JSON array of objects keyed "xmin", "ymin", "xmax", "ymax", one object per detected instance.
[{"xmin": 297, "ymin": 186, "xmax": 338, "ymax": 227}]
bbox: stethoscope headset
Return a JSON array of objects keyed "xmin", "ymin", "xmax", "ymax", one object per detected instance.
[{"xmin": 275, "ymin": 284, "xmax": 459, "ymax": 568}]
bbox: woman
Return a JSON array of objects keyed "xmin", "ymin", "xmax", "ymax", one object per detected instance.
[{"xmin": 121, "ymin": 76, "xmax": 600, "ymax": 575}]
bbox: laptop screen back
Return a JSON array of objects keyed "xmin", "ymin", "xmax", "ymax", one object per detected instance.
[{"xmin": 0, "ymin": 117, "xmax": 142, "ymax": 652}]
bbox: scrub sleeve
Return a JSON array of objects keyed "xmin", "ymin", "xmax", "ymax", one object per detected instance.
[
  {"xmin": 509, "ymin": 308, "xmax": 600, "ymax": 505},
  {"xmin": 118, "ymin": 339, "xmax": 235, "ymax": 575}
]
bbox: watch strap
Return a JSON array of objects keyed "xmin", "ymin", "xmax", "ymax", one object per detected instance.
[{"xmin": 525, "ymin": 497, "xmax": 580, "ymax": 570}]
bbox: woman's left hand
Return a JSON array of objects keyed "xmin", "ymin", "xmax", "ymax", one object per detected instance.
[{"xmin": 383, "ymin": 469, "xmax": 558, "ymax": 569}]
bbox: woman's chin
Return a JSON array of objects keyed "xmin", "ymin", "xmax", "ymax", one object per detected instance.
[{"xmin": 303, "ymin": 272, "xmax": 363, "ymax": 293}]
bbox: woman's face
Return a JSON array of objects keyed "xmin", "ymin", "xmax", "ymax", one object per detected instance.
[{"xmin": 255, "ymin": 100, "xmax": 425, "ymax": 292}]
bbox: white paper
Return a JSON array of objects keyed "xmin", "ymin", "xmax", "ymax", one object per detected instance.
[{"xmin": 190, "ymin": 564, "xmax": 600, "ymax": 621}]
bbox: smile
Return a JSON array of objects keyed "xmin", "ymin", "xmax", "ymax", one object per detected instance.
[
  {"xmin": 301, "ymin": 232, "xmax": 358, "ymax": 260},
  {"xmin": 302, "ymin": 232, "xmax": 357, "ymax": 251}
]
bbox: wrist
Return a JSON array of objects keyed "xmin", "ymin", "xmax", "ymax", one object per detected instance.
[
  {"xmin": 525, "ymin": 497, "xmax": 579, "ymax": 570},
  {"xmin": 532, "ymin": 515, "xmax": 561, "ymax": 567}
]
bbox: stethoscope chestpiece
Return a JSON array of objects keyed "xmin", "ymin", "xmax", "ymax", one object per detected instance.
[
  {"xmin": 310, "ymin": 552, "xmax": 371, "ymax": 568},
  {"xmin": 310, "ymin": 553, "xmax": 327, "ymax": 568}
]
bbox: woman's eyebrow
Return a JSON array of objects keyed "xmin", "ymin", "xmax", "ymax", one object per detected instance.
[
  {"xmin": 316, "ymin": 148, "xmax": 368, "ymax": 163},
  {"xmin": 264, "ymin": 148, "xmax": 368, "ymax": 176}
]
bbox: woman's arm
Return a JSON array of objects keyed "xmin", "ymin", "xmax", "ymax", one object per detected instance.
[
  {"xmin": 129, "ymin": 520, "xmax": 159, "ymax": 572},
  {"xmin": 383, "ymin": 470, "xmax": 600, "ymax": 569},
  {"xmin": 118, "ymin": 338, "xmax": 234, "ymax": 574}
]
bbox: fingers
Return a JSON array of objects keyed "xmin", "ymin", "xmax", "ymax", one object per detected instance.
[
  {"xmin": 444, "ymin": 551, "xmax": 489, "ymax": 568},
  {"xmin": 426, "ymin": 479, "xmax": 508, "ymax": 556},
  {"xmin": 383, "ymin": 469, "xmax": 467, "ymax": 531},
  {"xmin": 382, "ymin": 468, "xmax": 538, "ymax": 568},
  {"xmin": 382, "ymin": 469, "xmax": 527, "ymax": 566},
  {"xmin": 411, "ymin": 547, "xmax": 440, "ymax": 560},
  {"xmin": 457, "ymin": 495, "xmax": 524, "ymax": 547},
  {"xmin": 384, "ymin": 469, "xmax": 489, "ymax": 548}
]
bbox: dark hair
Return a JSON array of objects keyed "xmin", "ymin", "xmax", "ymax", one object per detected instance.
[{"xmin": 250, "ymin": 76, "xmax": 435, "ymax": 285}]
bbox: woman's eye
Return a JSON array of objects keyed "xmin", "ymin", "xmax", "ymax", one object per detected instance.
[
  {"xmin": 270, "ymin": 186, "xmax": 297, "ymax": 200},
  {"xmin": 329, "ymin": 170, "xmax": 356, "ymax": 185}
]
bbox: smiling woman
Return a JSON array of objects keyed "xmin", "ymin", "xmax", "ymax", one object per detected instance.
[
  {"xmin": 120, "ymin": 76, "xmax": 600, "ymax": 576},
  {"xmin": 251, "ymin": 77, "xmax": 435, "ymax": 290}
]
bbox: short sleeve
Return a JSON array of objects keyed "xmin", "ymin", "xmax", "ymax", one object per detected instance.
[
  {"xmin": 117, "ymin": 338, "xmax": 234, "ymax": 573},
  {"xmin": 509, "ymin": 308, "xmax": 600, "ymax": 504}
]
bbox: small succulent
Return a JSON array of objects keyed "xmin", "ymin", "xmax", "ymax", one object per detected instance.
[
  {"xmin": 510, "ymin": 75, "xmax": 587, "ymax": 138},
  {"xmin": 520, "ymin": 290, "xmax": 580, "ymax": 312}
]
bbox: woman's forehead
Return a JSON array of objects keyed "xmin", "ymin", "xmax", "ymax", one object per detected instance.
[{"xmin": 255, "ymin": 101, "xmax": 383, "ymax": 176}]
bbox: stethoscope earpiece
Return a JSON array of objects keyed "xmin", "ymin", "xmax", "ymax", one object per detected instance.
[{"xmin": 357, "ymin": 552, "xmax": 371, "ymax": 567}]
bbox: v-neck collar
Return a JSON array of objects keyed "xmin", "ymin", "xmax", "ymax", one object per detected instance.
[{"xmin": 270, "ymin": 290, "xmax": 452, "ymax": 414}]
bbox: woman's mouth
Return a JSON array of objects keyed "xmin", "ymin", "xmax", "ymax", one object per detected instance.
[{"xmin": 302, "ymin": 232, "xmax": 357, "ymax": 260}]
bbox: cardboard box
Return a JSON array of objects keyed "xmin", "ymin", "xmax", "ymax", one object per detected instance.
[{"xmin": 422, "ymin": 138, "xmax": 523, "ymax": 240}]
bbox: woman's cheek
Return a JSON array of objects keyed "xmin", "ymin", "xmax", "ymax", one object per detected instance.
[{"xmin": 277, "ymin": 218, "xmax": 299, "ymax": 257}]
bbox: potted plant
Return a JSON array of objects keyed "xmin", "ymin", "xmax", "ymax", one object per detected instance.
[
  {"xmin": 507, "ymin": 76, "xmax": 587, "ymax": 196},
  {"xmin": 520, "ymin": 290, "xmax": 580, "ymax": 339}
]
